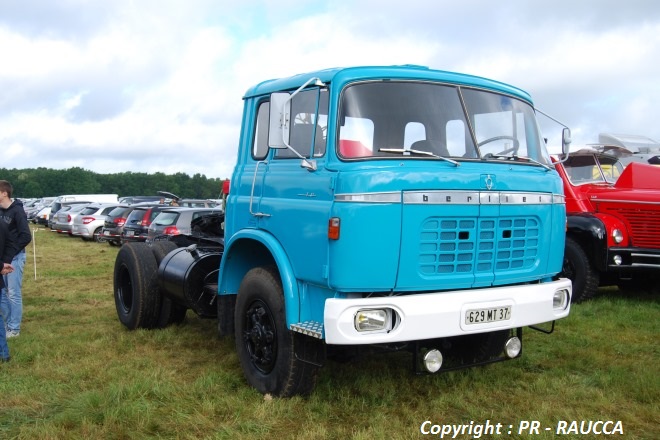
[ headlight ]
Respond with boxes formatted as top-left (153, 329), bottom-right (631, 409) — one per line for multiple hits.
top-left (354, 309), bottom-right (392, 332)
top-left (612, 229), bottom-right (624, 244)
top-left (553, 289), bottom-right (570, 310)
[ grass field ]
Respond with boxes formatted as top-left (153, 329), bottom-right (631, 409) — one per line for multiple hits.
top-left (0, 226), bottom-right (658, 439)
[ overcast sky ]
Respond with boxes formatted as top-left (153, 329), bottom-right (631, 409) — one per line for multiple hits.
top-left (1, 0), bottom-right (659, 179)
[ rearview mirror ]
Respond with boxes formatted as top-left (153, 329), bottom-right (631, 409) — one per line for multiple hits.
top-left (268, 92), bottom-right (291, 149)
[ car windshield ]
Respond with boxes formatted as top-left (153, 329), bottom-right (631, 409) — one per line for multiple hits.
top-left (337, 81), bottom-right (550, 166)
top-left (563, 154), bottom-right (625, 184)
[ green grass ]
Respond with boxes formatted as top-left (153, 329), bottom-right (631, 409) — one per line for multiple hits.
top-left (1, 226), bottom-right (658, 439)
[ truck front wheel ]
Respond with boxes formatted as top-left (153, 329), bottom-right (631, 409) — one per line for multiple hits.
top-left (235, 266), bottom-right (320, 397)
top-left (562, 237), bottom-right (599, 303)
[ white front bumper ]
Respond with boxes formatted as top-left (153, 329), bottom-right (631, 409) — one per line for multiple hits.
top-left (324, 278), bottom-right (571, 344)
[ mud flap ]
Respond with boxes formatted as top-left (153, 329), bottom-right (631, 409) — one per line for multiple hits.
top-left (293, 331), bottom-right (327, 368)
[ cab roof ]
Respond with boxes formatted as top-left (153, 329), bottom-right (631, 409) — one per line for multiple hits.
top-left (243, 65), bottom-right (533, 104)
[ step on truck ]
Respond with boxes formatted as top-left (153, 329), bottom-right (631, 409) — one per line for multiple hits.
top-left (113, 65), bottom-right (573, 397)
top-left (554, 146), bottom-right (660, 302)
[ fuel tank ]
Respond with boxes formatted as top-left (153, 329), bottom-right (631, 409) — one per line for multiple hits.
top-left (158, 244), bottom-right (223, 317)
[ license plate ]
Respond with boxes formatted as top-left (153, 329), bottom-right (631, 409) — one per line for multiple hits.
top-left (465, 306), bottom-right (511, 325)
top-left (104, 231), bottom-right (110, 236)
top-left (126, 230), bottom-right (134, 236)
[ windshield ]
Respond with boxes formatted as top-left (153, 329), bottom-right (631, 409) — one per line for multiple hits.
top-left (563, 154), bottom-right (625, 184)
top-left (337, 81), bottom-right (551, 166)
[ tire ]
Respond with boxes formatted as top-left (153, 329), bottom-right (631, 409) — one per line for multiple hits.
top-left (151, 241), bottom-right (188, 327)
top-left (561, 237), bottom-right (599, 303)
top-left (92, 226), bottom-right (103, 243)
top-left (235, 266), bottom-right (321, 397)
top-left (113, 242), bottom-right (162, 329)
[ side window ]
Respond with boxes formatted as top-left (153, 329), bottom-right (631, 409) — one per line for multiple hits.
top-left (276, 89), bottom-right (329, 159)
top-left (252, 101), bottom-right (270, 160)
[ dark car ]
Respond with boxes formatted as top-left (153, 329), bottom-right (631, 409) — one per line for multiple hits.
top-left (121, 204), bottom-right (171, 244)
top-left (147, 207), bottom-right (224, 242)
top-left (101, 205), bottom-right (136, 246)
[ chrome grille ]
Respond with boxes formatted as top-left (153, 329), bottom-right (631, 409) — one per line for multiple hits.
top-left (419, 217), bottom-right (539, 275)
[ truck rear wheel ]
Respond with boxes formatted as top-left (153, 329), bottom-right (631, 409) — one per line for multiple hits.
top-left (235, 266), bottom-right (320, 397)
top-left (151, 241), bottom-right (188, 327)
top-left (562, 237), bottom-right (599, 303)
top-left (113, 242), bottom-right (161, 329)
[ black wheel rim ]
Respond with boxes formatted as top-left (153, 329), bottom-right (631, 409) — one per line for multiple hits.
top-left (242, 299), bottom-right (277, 374)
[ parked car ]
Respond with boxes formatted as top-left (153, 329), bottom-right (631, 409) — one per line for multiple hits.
top-left (27, 197), bottom-right (55, 223)
top-left (34, 205), bottom-right (53, 225)
top-left (49, 200), bottom-right (91, 229)
top-left (101, 205), bottom-right (137, 246)
top-left (52, 203), bottom-right (92, 234)
top-left (121, 204), bottom-right (171, 244)
top-left (147, 207), bottom-right (225, 242)
top-left (156, 191), bottom-right (219, 208)
top-left (71, 203), bottom-right (125, 242)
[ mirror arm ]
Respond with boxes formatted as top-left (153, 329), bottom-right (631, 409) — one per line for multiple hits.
top-left (536, 108), bottom-right (572, 164)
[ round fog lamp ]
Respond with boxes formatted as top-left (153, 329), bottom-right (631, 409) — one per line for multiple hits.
top-left (613, 255), bottom-right (622, 265)
top-left (504, 337), bottom-right (522, 359)
top-left (423, 349), bottom-right (443, 373)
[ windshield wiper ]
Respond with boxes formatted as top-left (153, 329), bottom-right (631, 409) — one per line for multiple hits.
top-left (483, 153), bottom-right (551, 171)
top-left (378, 148), bottom-right (459, 166)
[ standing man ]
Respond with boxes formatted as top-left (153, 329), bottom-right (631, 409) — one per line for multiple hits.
top-left (0, 180), bottom-right (32, 338)
top-left (1, 217), bottom-right (17, 361)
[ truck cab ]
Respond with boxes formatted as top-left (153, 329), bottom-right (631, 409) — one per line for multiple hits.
top-left (219, 66), bottom-right (571, 394)
top-left (555, 146), bottom-right (660, 301)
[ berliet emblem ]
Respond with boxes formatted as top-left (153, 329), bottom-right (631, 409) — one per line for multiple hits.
top-left (485, 174), bottom-right (494, 190)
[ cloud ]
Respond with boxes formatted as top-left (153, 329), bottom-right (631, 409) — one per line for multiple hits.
top-left (1, 0), bottom-right (659, 179)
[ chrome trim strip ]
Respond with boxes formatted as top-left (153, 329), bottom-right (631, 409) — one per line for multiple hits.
top-left (404, 191), bottom-right (480, 204)
top-left (335, 192), bottom-right (401, 203)
top-left (335, 190), bottom-right (561, 205)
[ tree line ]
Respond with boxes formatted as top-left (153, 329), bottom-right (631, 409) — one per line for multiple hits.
top-left (1, 167), bottom-right (228, 200)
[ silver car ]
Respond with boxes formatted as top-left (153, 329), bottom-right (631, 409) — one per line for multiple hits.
top-left (53, 203), bottom-right (92, 235)
top-left (72, 203), bottom-right (125, 242)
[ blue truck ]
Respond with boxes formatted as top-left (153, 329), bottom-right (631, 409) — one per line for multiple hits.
top-left (113, 65), bottom-right (573, 397)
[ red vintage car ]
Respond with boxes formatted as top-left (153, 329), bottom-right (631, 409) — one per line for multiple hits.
top-left (554, 147), bottom-right (660, 301)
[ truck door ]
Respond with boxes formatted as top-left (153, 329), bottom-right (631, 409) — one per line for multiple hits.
top-left (257, 89), bottom-right (334, 287)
